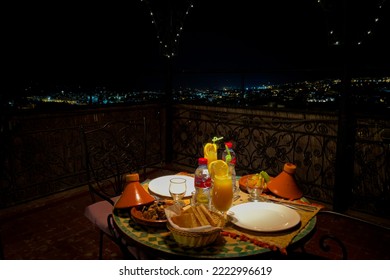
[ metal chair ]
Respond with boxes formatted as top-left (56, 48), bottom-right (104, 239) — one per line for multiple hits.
top-left (81, 119), bottom-right (146, 259)
top-left (292, 210), bottom-right (390, 259)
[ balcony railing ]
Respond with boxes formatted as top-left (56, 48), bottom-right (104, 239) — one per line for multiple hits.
top-left (1, 103), bottom-right (389, 220)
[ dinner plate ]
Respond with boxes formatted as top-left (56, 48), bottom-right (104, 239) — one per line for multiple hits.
top-left (148, 175), bottom-right (195, 198)
top-left (229, 202), bottom-right (301, 232)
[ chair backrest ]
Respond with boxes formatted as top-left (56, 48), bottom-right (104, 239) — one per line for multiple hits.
top-left (81, 119), bottom-right (146, 204)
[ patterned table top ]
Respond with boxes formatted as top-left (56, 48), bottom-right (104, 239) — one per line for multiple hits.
top-left (113, 188), bottom-right (318, 259)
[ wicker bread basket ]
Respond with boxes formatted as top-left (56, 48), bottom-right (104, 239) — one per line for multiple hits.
top-left (167, 211), bottom-right (224, 248)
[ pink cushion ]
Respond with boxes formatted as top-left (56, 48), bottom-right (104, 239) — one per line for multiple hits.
top-left (84, 196), bottom-right (150, 259)
top-left (84, 196), bottom-right (120, 235)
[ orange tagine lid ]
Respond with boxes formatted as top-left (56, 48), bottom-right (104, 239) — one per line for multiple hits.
top-left (114, 173), bottom-right (155, 209)
top-left (266, 163), bottom-right (303, 200)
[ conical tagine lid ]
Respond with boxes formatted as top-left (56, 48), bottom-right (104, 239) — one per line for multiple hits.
top-left (115, 173), bottom-right (155, 209)
top-left (267, 163), bottom-right (303, 200)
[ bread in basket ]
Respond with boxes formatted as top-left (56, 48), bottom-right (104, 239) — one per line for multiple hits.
top-left (165, 204), bottom-right (225, 248)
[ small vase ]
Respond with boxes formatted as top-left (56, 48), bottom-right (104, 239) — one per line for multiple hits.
top-left (115, 173), bottom-right (155, 209)
top-left (267, 163), bottom-right (303, 200)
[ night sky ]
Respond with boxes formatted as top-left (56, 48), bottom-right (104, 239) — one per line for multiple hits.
top-left (4, 0), bottom-right (390, 90)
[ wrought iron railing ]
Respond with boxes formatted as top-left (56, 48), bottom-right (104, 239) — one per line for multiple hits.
top-left (170, 105), bottom-right (390, 217)
top-left (353, 118), bottom-right (390, 216)
top-left (0, 105), bottom-right (165, 208)
top-left (1, 104), bottom-right (389, 219)
top-left (170, 105), bottom-right (338, 205)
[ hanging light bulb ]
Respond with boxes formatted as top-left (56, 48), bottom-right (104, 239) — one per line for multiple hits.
top-left (142, 0), bottom-right (194, 59)
top-left (317, 0), bottom-right (388, 48)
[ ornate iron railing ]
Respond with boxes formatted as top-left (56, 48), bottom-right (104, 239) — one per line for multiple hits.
top-left (0, 105), bottom-right (165, 208)
top-left (170, 105), bottom-right (390, 217)
top-left (170, 105), bottom-right (338, 205)
top-left (353, 118), bottom-right (390, 216)
top-left (1, 104), bottom-right (389, 219)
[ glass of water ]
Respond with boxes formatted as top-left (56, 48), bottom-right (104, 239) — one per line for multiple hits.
top-left (169, 178), bottom-right (187, 204)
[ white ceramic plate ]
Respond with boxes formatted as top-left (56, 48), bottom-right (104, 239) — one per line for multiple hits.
top-left (229, 202), bottom-right (301, 232)
top-left (148, 175), bottom-right (195, 198)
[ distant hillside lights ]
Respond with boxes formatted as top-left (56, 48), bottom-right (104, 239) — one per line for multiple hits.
top-left (351, 77), bottom-right (390, 84)
top-left (10, 76), bottom-right (389, 110)
top-left (27, 96), bottom-right (78, 105)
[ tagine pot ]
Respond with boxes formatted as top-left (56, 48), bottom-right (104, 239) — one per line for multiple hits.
top-left (114, 173), bottom-right (155, 209)
top-left (267, 163), bottom-right (303, 200)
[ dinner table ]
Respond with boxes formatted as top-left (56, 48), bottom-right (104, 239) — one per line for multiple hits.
top-left (112, 172), bottom-right (323, 259)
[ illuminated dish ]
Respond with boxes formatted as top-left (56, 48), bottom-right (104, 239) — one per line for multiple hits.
top-left (229, 202), bottom-right (301, 232)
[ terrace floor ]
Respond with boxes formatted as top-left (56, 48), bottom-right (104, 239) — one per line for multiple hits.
top-left (1, 168), bottom-right (389, 260)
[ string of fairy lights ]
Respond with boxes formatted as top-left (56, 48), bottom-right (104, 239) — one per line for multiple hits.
top-left (140, 0), bottom-right (194, 59)
top-left (139, 0), bottom-right (387, 58)
top-left (316, 0), bottom-right (388, 46)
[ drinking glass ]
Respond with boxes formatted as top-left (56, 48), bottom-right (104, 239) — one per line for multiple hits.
top-left (246, 175), bottom-right (265, 202)
top-left (211, 174), bottom-right (233, 218)
top-left (169, 178), bottom-right (187, 205)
